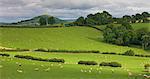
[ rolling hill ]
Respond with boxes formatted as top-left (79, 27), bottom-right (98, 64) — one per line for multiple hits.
top-left (0, 23), bottom-right (150, 54)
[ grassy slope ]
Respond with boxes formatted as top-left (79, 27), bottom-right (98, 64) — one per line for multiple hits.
top-left (0, 52), bottom-right (149, 79)
top-left (0, 24), bottom-right (150, 54)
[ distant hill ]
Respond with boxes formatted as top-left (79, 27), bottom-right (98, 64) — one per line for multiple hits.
top-left (16, 15), bottom-right (66, 26)
top-left (0, 15), bottom-right (68, 26)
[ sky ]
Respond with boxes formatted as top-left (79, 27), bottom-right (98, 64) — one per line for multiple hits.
top-left (0, 0), bottom-right (150, 23)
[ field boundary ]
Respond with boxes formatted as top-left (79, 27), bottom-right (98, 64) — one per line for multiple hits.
top-left (0, 48), bottom-right (150, 58)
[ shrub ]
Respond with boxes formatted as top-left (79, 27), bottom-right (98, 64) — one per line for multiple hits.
top-left (0, 53), bottom-right (10, 57)
top-left (102, 52), bottom-right (117, 55)
top-left (34, 48), bottom-right (48, 52)
top-left (34, 49), bottom-right (100, 53)
top-left (78, 61), bottom-right (98, 65)
top-left (99, 62), bottom-right (122, 67)
top-left (124, 50), bottom-right (135, 56)
top-left (99, 62), bottom-right (110, 66)
top-left (14, 55), bottom-right (65, 63)
top-left (48, 58), bottom-right (65, 63)
top-left (144, 64), bottom-right (150, 69)
top-left (109, 62), bottom-right (122, 67)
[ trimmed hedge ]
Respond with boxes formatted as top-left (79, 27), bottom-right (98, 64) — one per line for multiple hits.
top-left (0, 48), bottom-right (29, 52)
top-left (78, 61), bottom-right (98, 65)
top-left (14, 55), bottom-right (65, 63)
top-left (34, 48), bottom-right (99, 53)
top-left (100, 62), bottom-right (122, 67)
top-left (0, 53), bottom-right (10, 57)
top-left (102, 52), bottom-right (117, 55)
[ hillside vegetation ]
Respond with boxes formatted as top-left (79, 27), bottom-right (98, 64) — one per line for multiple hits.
top-left (0, 23), bottom-right (150, 54)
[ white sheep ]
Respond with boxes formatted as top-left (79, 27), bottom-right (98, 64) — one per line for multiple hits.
top-left (17, 70), bottom-right (23, 73)
top-left (45, 68), bottom-right (50, 72)
top-left (0, 65), bottom-right (3, 68)
top-left (34, 68), bottom-right (39, 71)
top-left (143, 74), bottom-right (150, 79)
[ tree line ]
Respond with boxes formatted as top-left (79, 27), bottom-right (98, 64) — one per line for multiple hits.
top-left (73, 11), bottom-right (150, 26)
top-left (103, 23), bottom-right (150, 50)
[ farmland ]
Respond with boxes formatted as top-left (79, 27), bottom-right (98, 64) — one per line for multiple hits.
top-left (0, 52), bottom-right (149, 79)
top-left (0, 23), bottom-right (150, 79)
top-left (0, 23), bottom-right (150, 54)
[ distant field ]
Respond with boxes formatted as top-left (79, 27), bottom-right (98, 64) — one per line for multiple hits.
top-left (0, 23), bottom-right (150, 54)
top-left (131, 23), bottom-right (150, 31)
top-left (0, 52), bottom-right (149, 79)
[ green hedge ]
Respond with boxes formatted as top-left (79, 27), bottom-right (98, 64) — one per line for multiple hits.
top-left (0, 48), bottom-right (29, 52)
top-left (0, 53), bottom-right (10, 57)
top-left (78, 61), bottom-right (98, 65)
top-left (34, 48), bottom-right (99, 53)
top-left (100, 62), bottom-right (122, 67)
top-left (14, 55), bottom-right (65, 63)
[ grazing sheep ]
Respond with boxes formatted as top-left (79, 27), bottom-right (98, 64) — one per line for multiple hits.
top-left (34, 68), bottom-right (39, 71)
top-left (0, 65), bottom-right (3, 68)
top-left (16, 62), bottom-right (19, 65)
top-left (32, 63), bottom-right (35, 65)
top-left (17, 70), bottom-right (23, 73)
top-left (80, 69), bottom-right (83, 72)
top-left (19, 63), bottom-right (22, 67)
top-left (111, 69), bottom-right (114, 73)
top-left (143, 74), bottom-right (150, 79)
top-left (45, 68), bottom-right (50, 72)
top-left (88, 70), bottom-right (91, 73)
top-left (90, 68), bottom-right (93, 70)
top-left (128, 72), bottom-right (132, 76)
top-left (60, 66), bottom-right (63, 68)
top-left (41, 65), bottom-right (44, 67)
top-left (51, 64), bottom-right (53, 67)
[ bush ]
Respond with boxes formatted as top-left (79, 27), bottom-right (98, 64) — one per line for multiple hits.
top-left (0, 48), bottom-right (29, 52)
top-left (14, 55), bottom-right (65, 63)
top-left (124, 50), bottom-right (135, 56)
top-left (99, 62), bottom-right (122, 67)
top-left (34, 48), bottom-right (48, 52)
top-left (0, 53), bottom-right (10, 57)
top-left (144, 64), bottom-right (150, 69)
top-left (102, 52), bottom-right (117, 55)
top-left (34, 48), bottom-right (100, 53)
top-left (78, 61), bottom-right (98, 65)
top-left (99, 62), bottom-right (110, 66)
top-left (109, 62), bottom-right (122, 67)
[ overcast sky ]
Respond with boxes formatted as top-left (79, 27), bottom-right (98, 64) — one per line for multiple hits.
top-left (0, 0), bottom-right (150, 22)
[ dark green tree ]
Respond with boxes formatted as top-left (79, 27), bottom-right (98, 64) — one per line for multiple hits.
top-left (39, 17), bottom-right (47, 25)
top-left (74, 16), bottom-right (85, 26)
top-left (48, 17), bottom-right (55, 25)
top-left (142, 35), bottom-right (150, 49)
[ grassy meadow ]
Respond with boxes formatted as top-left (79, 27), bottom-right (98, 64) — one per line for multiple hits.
top-left (0, 52), bottom-right (149, 79)
top-left (0, 23), bottom-right (150, 54)
top-left (0, 23), bottom-right (150, 79)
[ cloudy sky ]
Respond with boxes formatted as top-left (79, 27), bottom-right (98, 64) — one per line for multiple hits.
top-left (0, 0), bottom-right (150, 22)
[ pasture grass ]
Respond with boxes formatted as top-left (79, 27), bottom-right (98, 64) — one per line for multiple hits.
top-left (0, 24), bottom-right (150, 54)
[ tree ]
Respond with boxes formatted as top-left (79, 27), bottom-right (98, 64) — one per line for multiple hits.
top-left (39, 17), bottom-right (46, 25)
top-left (103, 23), bottom-right (134, 46)
top-left (142, 35), bottom-right (150, 49)
top-left (48, 17), bottom-right (55, 25)
top-left (122, 15), bottom-right (132, 23)
top-left (74, 16), bottom-right (85, 26)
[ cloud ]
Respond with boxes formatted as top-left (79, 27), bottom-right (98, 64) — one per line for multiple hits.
top-left (0, 0), bottom-right (150, 22)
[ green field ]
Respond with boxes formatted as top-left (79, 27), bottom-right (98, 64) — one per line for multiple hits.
top-left (0, 23), bottom-right (150, 54)
top-left (0, 23), bottom-right (150, 79)
top-left (0, 52), bottom-right (149, 79)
